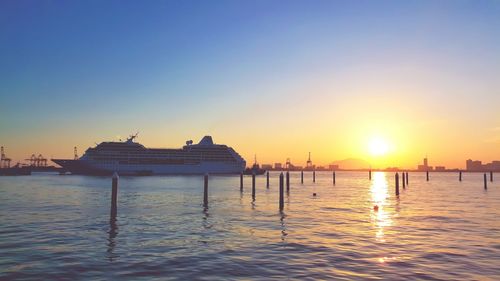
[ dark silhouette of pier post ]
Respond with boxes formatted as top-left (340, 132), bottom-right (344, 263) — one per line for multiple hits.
top-left (204, 174), bottom-right (209, 207)
top-left (240, 172), bottom-right (243, 191)
top-left (301, 170), bottom-right (304, 184)
top-left (426, 170), bottom-right (429, 181)
top-left (406, 172), bottom-right (409, 185)
top-left (252, 173), bottom-right (256, 200)
top-left (110, 172), bottom-right (118, 218)
top-left (459, 171), bottom-right (462, 182)
top-left (484, 173), bottom-right (487, 190)
top-left (402, 172), bottom-right (406, 188)
top-left (279, 172), bottom-right (284, 211)
top-left (313, 170), bottom-right (316, 183)
top-left (266, 171), bottom-right (269, 188)
top-left (286, 171), bottom-right (290, 191)
top-left (490, 171), bottom-right (493, 182)
top-left (369, 170), bottom-right (371, 180)
top-left (395, 173), bottom-right (400, 196)
top-left (333, 171), bottom-right (336, 186)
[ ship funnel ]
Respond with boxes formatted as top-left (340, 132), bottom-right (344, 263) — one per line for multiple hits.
top-left (198, 136), bottom-right (214, 145)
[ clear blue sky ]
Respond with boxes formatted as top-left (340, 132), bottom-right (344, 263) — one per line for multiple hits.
top-left (1, 0), bottom-right (499, 167)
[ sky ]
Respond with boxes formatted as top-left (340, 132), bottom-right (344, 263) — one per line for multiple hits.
top-left (1, 0), bottom-right (499, 169)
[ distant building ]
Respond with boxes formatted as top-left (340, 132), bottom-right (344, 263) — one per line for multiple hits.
top-left (274, 163), bottom-right (282, 170)
top-left (486, 161), bottom-right (500, 171)
top-left (467, 159), bottom-right (500, 171)
top-left (329, 164), bottom-right (339, 170)
top-left (261, 164), bottom-right (272, 170)
top-left (435, 166), bottom-right (446, 171)
top-left (417, 157), bottom-right (433, 171)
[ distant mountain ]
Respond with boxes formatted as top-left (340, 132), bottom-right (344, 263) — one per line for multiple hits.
top-left (330, 158), bottom-right (370, 170)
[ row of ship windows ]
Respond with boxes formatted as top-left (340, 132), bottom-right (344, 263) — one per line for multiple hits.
top-left (94, 159), bottom-right (237, 164)
top-left (88, 154), bottom-right (235, 160)
top-left (88, 151), bottom-right (233, 156)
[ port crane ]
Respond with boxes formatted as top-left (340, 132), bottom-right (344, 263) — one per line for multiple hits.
top-left (25, 154), bottom-right (47, 167)
top-left (306, 152), bottom-right (313, 169)
top-left (1, 146), bottom-right (12, 168)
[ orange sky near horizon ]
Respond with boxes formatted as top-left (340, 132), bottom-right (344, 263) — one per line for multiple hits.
top-left (2, 97), bottom-right (499, 170)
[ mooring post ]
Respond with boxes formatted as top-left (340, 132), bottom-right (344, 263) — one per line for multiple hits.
top-left (426, 170), bottom-right (429, 181)
top-left (369, 170), bottom-right (372, 180)
top-left (240, 172), bottom-right (243, 191)
top-left (301, 170), bottom-right (304, 184)
top-left (333, 171), bottom-right (336, 186)
top-left (402, 172), bottom-right (406, 188)
top-left (484, 173), bottom-right (487, 190)
top-left (266, 171), bottom-right (270, 188)
top-left (286, 171), bottom-right (290, 191)
top-left (395, 173), bottom-right (400, 196)
top-left (406, 172), bottom-right (409, 185)
top-left (279, 172), bottom-right (284, 211)
top-left (459, 171), bottom-right (462, 182)
top-left (204, 174), bottom-right (209, 207)
top-left (111, 172), bottom-right (119, 218)
top-left (313, 170), bottom-right (316, 183)
top-left (252, 173), bottom-right (256, 200)
top-left (491, 171), bottom-right (493, 182)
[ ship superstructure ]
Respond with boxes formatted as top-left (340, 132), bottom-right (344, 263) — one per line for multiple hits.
top-left (52, 135), bottom-right (246, 175)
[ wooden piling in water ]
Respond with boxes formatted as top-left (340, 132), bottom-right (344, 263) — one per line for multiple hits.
top-left (369, 170), bottom-right (372, 180)
top-left (204, 174), bottom-right (209, 207)
top-left (313, 170), bottom-right (316, 183)
top-left (490, 171), bottom-right (493, 182)
top-left (266, 171), bottom-right (269, 188)
top-left (459, 171), bottom-right (462, 182)
top-left (240, 172), bottom-right (243, 191)
top-left (426, 170), bottom-right (429, 181)
top-left (286, 171), bottom-right (290, 191)
top-left (301, 170), bottom-right (304, 184)
top-left (279, 172), bottom-right (284, 211)
top-left (111, 172), bottom-right (118, 218)
top-left (406, 172), bottom-right (409, 185)
top-left (333, 171), bottom-right (336, 186)
top-left (252, 173), bottom-right (256, 199)
top-left (484, 173), bottom-right (487, 190)
top-left (402, 172), bottom-right (406, 188)
top-left (395, 173), bottom-right (400, 196)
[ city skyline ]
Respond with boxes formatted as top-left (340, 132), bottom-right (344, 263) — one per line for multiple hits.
top-left (1, 1), bottom-right (500, 169)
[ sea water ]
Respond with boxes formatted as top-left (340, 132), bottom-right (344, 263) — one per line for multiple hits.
top-left (1, 171), bottom-right (499, 280)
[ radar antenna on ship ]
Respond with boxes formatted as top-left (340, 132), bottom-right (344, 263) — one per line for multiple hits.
top-left (126, 132), bottom-right (139, 143)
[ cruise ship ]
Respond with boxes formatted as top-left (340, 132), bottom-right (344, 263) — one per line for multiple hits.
top-left (52, 135), bottom-right (246, 175)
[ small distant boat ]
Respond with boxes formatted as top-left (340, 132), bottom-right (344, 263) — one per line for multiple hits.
top-left (243, 155), bottom-right (266, 175)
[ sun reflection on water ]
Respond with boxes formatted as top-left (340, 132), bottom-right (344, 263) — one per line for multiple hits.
top-left (370, 172), bottom-right (392, 243)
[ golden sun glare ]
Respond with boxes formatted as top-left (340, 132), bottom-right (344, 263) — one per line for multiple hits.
top-left (368, 137), bottom-right (389, 156)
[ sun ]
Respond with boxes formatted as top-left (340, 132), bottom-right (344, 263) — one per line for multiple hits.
top-left (368, 137), bottom-right (389, 156)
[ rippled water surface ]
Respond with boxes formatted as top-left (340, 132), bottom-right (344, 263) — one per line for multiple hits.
top-left (1, 171), bottom-right (500, 280)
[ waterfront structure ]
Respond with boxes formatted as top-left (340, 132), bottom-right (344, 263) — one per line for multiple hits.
top-left (52, 135), bottom-right (246, 175)
top-left (417, 157), bottom-right (433, 171)
top-left (466, 159), bottom-right (500, 172)
top-left (435, 166), bottom-right (446, 171)
top-left (329, 164), bottom-right (339, 170)
top-left (261, 164), bottom-right (272, 170)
